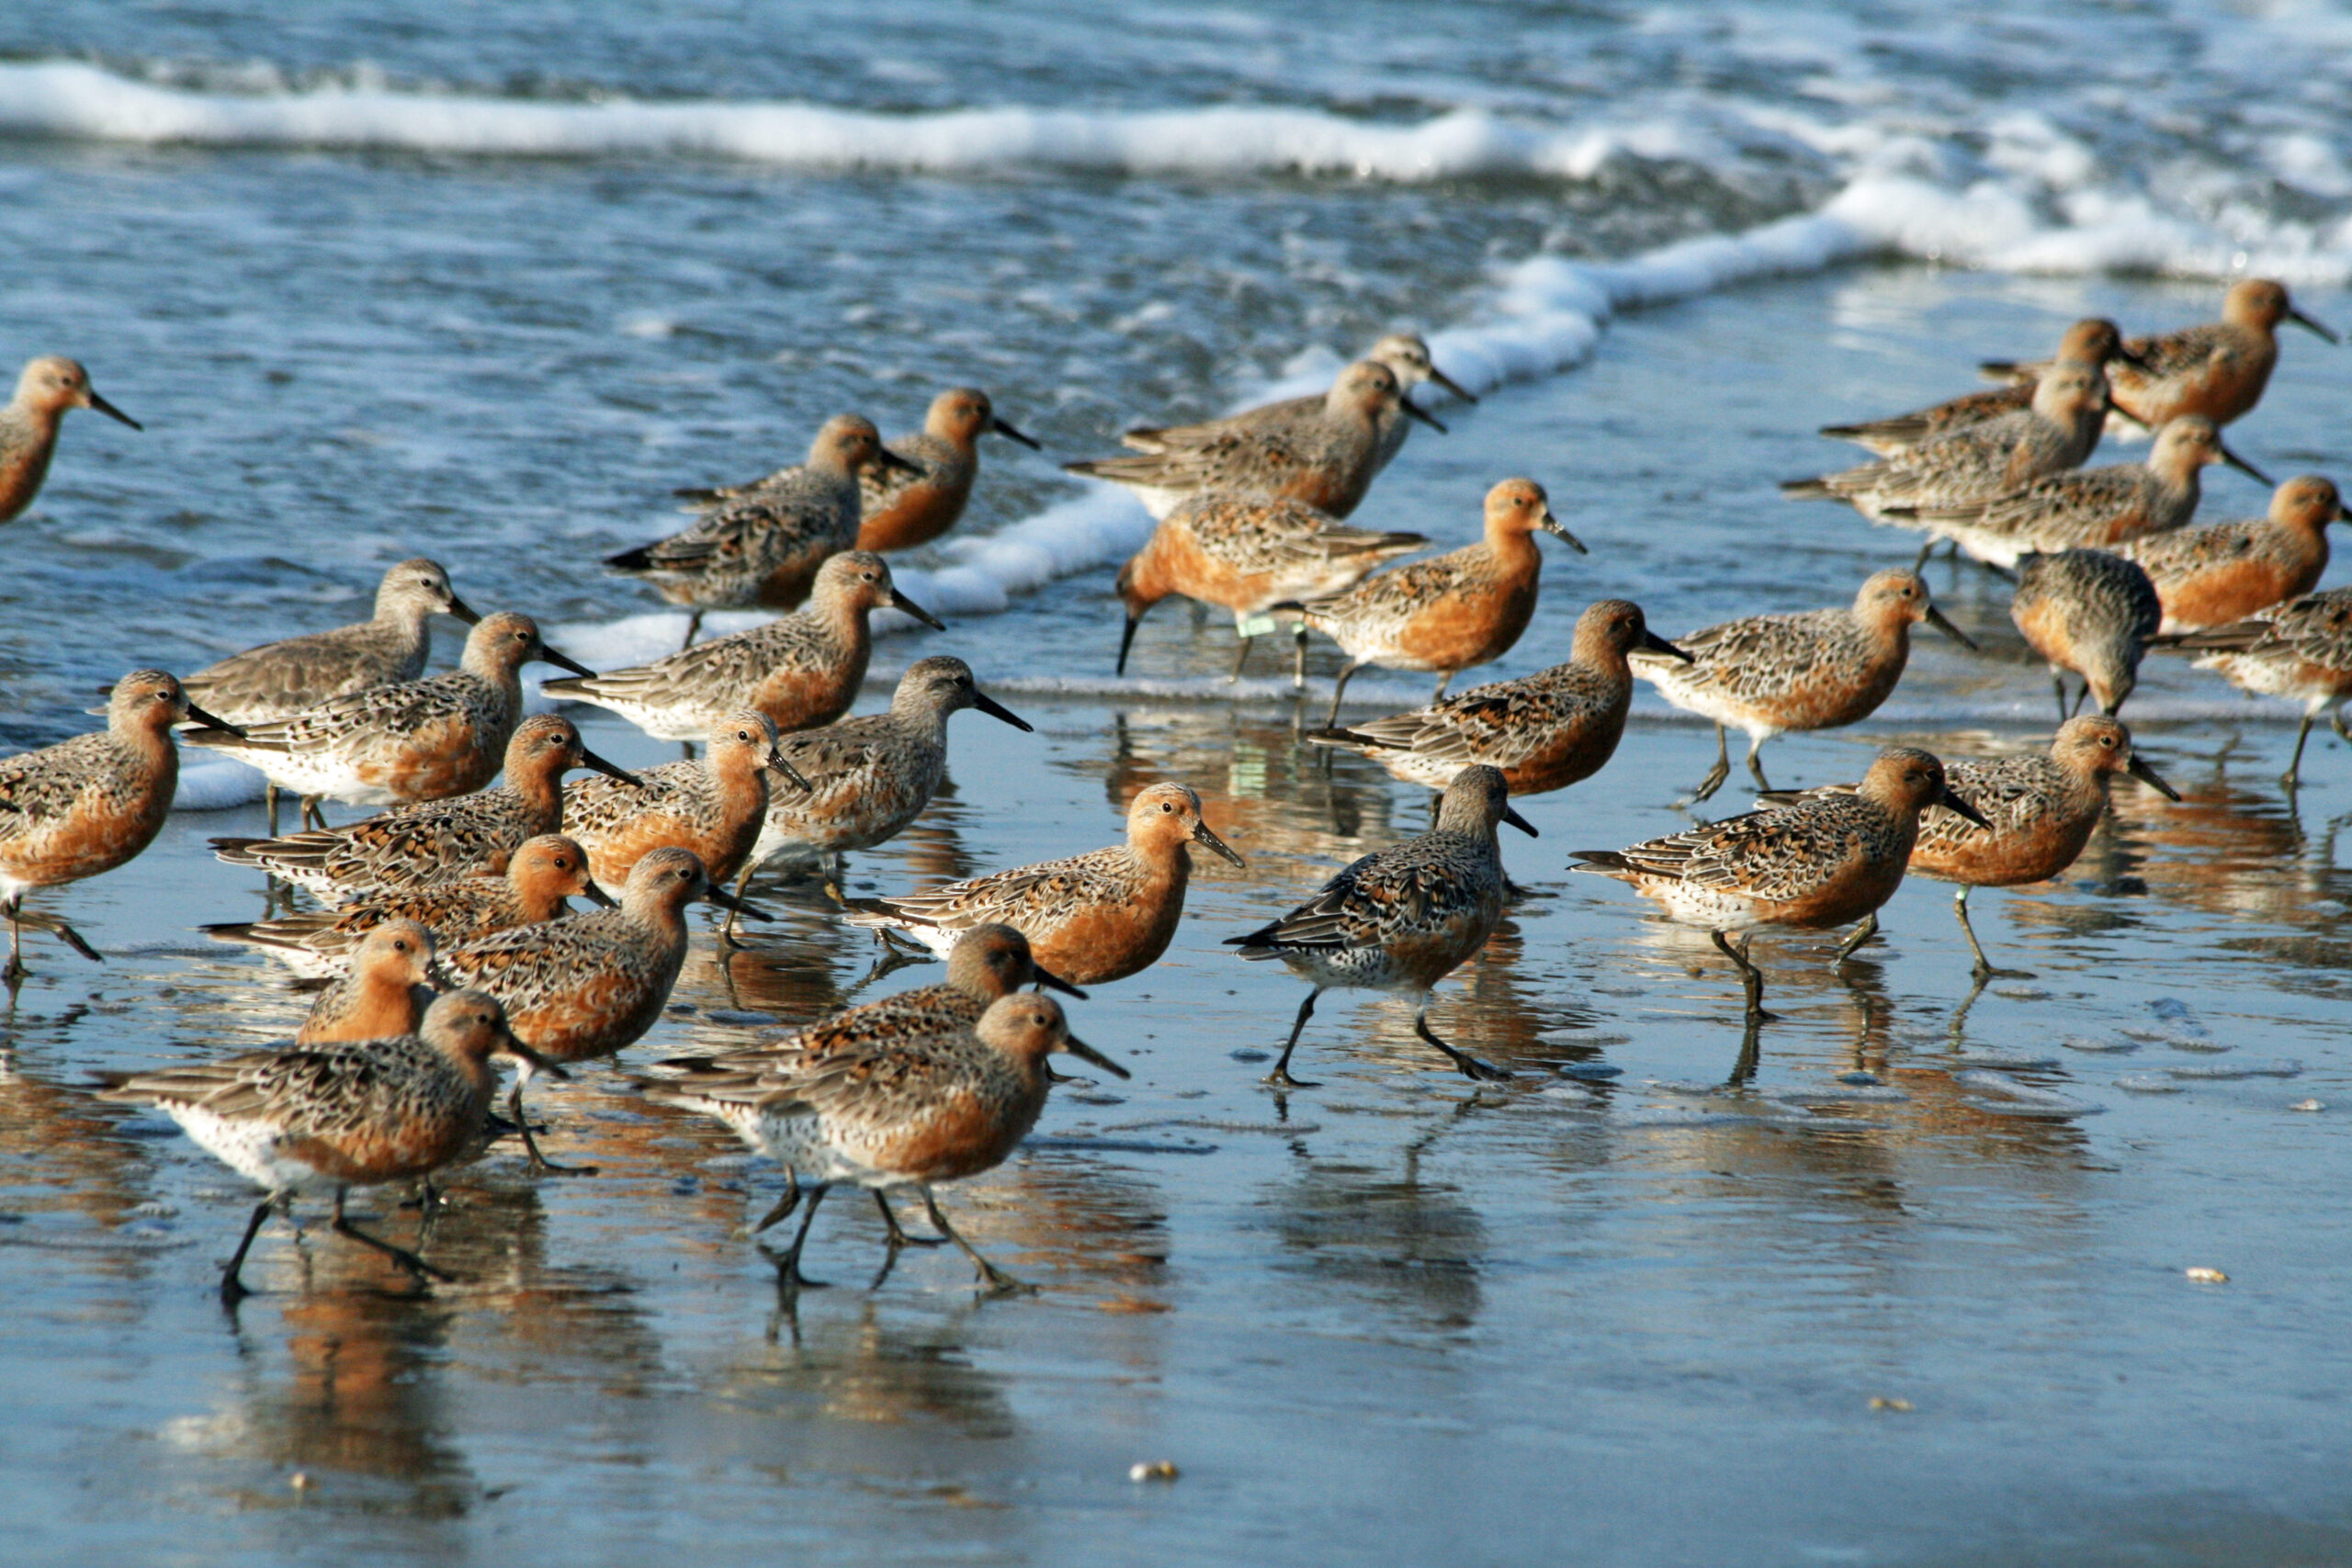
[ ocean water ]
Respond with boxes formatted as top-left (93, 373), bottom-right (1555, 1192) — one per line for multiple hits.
top-left (3, 3), bottom-right (2351, 1562)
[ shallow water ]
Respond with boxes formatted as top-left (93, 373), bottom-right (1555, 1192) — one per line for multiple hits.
top-left (8, 0), bottom-right (2352, 1561)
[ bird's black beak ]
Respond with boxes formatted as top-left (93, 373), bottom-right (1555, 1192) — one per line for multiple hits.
top-left (183, 703), bottom-right (247, 739)
top-left (1058, 1033), bottom-right (1130, 1080)
top-left (2128, 751), bottom-right (2182, 801)
top-left (582, 882), bottom-right (621, 909)
top-left (705, 883), bottom-right (775, 920)
top-left (581, 749), bottom-right (640, 786)
top-left (499, 1030), bottom-right (571, 1079)
top-left (1401, 400), bottom-right (1448, 434)
top-left (974, 690), bottom-right (1033, 732)
top-left (1925, 605), bottom-right (1979, 652)
top-left (1428, 366), bottom-right (1477, 404)
top-left (990, 416), bottom-right (1043, 450)
top-left (1939, 788), bottom-right (1992, 829)
top-left (876, 445), bottom-right (923, 475)
top-left (2289, 307), bottom-right (2340, 344)
top-left (443, 592), bottom-right (483, 626)
top-left (2217, 440), bottom-right (2273, 486)
top-left (764, 749), bottom-right (813, 792)
top-left (887, 589), bottom-right (947, 631)
top-left (1192, 817), bottom-right (1248, 868)
top-left (1538, 513), bottom-right (1589, 555)
top-left (1034, 964), bottom-right (1090, 1000)
top-left (1503, 806), bottom-right (1538, 837)
top-left (1644, 630), bottom-right (1695, 662)
top-left (539, 645), bottom-right (598, 679)
top-left (86, 389), bottom-right (142, 431)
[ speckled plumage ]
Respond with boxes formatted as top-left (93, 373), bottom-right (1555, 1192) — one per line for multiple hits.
top-left (844, 783), bottom-right (1245, 984)
top-left (1118, 334), bottom-right (1474, 475)
top-left (1306, 599), bottom-right (1677, 795)
top-left (562, 710), bottom-right (784, 895)
top-left (209, 714), bottom-right (632, 904)
top-left (854, 388), bottom-right (1038, 553)
top-left (298, 919), bottom-right (437, 1044)
top-left (1070, 360), bottom-right (1438, 521)
top-left (0, 355), bottom-right (141, 525)
top-left (2119, 476), bottom-right (2348, 635)
top-left (2171, 586), bottom-right (2352, 785)
top-left (1819, 319), bottom-right (2133, 457)
top-left (542, 552), bottom-right (940, 741)
top-left (180, 559), bottom-right (478, 725)
top-left (183, 612), bottom-right (596, 809)
top-left (611, 414), bottom-right (905, 617)
top-left (2010, 549), bottom-right (2162, 718)
top-left (1227, 764), bottom-right (1526, 1084)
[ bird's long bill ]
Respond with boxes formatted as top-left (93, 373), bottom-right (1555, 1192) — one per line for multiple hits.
top-left (1116, 608), bottom-right (1146, 675)
top-left (1502, 805), bottom-right (1539, 837)
top-left (1401, 400), bottom-right (1449, 434)
top-left (1925, 604), bottom-right (1979, 652)
top-left (990, 415), bottom-right (1044, 450)
top-left (443, 592), bottom-right (484, 626)
top-left (705, 882), bottom-right (775, 921)
top-left (85, 389), bottom-right (143, 431)
top-left (2216, 440), bottom-right (2273, 485)
top-left (499, 1031), bottom-right (571, 1080)
top-left (2289, 307), bottom-right (2341, 344)
top-left (182, 703), bottom-right (248, 739)
top-left (2128, 751), bottom-right (2183, 801)
top-left (876, 445), bottom-right (924, 475)
top-left (763, 748), bottom-right (813, 791)
top-left (1643, 630), bottom-right (1696, 663)
top-left (974, 690), bottom-right (1034, 732)
top-left (1057, 1033), bottom-right (1131, 1080)
top-left (538, 645), bottom-right (598, 678)
top-left (887, 588), bottom-right (947, 631)
top-left (1192, 817), bottom-right (1248, 868)
top-left (581, 748), bottom-right (641, 786)
top-left (582, 882), bottom-right (621, 908)
top-left (1539, 513), bottom-right (1589, 555)
top-left (1033, 964), bottom-right (1090, 1000)
top-left (1938, 787), bottom-right (1993, 829)
top-left (1428, 366), bottom-right (1478, 404)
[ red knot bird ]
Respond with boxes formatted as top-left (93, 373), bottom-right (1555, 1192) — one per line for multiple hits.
top-left (1984, 279), bottom-right (2337, 433)
top-left (2009, 549), bottom-right (2163, 718)
top-left (733, 657), bottom-right (1033, 917)
top-left (1783, 363), bottom-right (2109, 525)
top-left (615, 413), bottom-right (919, 649)
top-left (435, 846), bottom-right (767, 1171)
top-left (180, 558), bottom-right (481, 832)
top-left (1068, 359), bottom-right (1442, 522)
top-left (204, 833), bottom-right (607, 978)
top-left (1306, 599), bottom-right (1686, 795)
top-left (1573, 747), bottom-right (1988, 1019)
top-left (0, 355), bottom-right (141, 524)
top-left (297, 919), bottom-right (437, 1044)
top-left (1226, 763), bottom-right (1532, 1087)
top-left (185, 611), bottom-right (597, 828)
top-left (560, 709), bottom-right (796, 899)
top-left (2167, 587), bottom-right (2352, 786)
top-left (2119, 475), bottom-right (2348, 634)
top-left (1633, 569), bottom-right (1973, 802)
top-left (1116, 333), bottom-right (1476, 474)
top-left (542, 550), bottom-right (942, 742)
top-left (96, 988), bottom-right (557, 1301)
top-left (1819, 319), bottom-right (2143, 457)
top-left (843, 782), bottom-right (1245, 985)
top-left (0, 670), bottom-right (243, 982)
top-left (1114, 492), bottom-right (1425, 681)
top-left (1891, 415), bottom-right (2266, 570)
top-left (646, 991), bottom-right (1123, 1292)
top-left (209, 713), bottom-right (635, 903)
top-left (852, 388), bottom-right (1040, 553)
top-left (1283, 478), bottom-right (1587, 726)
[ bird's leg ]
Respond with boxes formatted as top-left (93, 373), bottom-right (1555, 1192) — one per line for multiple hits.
top-left (1413, 1000), bottom-right (1510, 1081)
top-left (4, 895), bottom-right (23, 987)
top-left (1745, 737), bottom-right (1774, 794)
top-left (719, 855), bottom-right (763, 947)
top-left (743, 1169), bottom-right (803, 1237)
top-left (2051, 671), bottom-right (2071, 723)
top-left (15, 908), bottom-right (101, 964)
top-left (1912, 538), bottom-right (1936, 573)
top-left (507, 1080), bottom-right (595, 1177)
top-left (822, 852), bottom-right (850, 908)
top-left (1831, 910), bottom-right (1880, 964)
top-left (1265, 987), bottom-right (1323, 1089)
top-left (2285, 714), bottom-right (2315, 789)
top-left (1712, 929), bottom-right (1772, 1021)
top-left (219, 1195), bottom-right (279, 1303)
top-left (1229, 635), bottom-right (1255, 683)
top-left (680, 611), bottom-right (704, 653)
top-left (1431, 671), bottom-right (1453, 702)
top-left (761, 1183), bottom-right (831, 1291)
top-left (2333, 708), bottom-right (2352, 745)
top-left (1692, 726), bottom-right (1732, 803)
top-left (331, 1187), bottom-right (451, 1284)
top-left (264, 782), bottom-right (281, 839)
top-left (300, 795), bottom-right (327, 831)
top-left (1293, 626), bottom-right (1309, 690)
top-left (874, 1189), bottom-right (944, 1247)
top-left (922, 1188), bottom-right (1030, 1295)
top-left (1323, 660), bottom-right (1363, 729)
top-left (1952, 885), bottom-right (2033, 979)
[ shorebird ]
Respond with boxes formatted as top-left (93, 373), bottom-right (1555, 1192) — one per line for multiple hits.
top-left (1227, 763), bottom-right (1531, 1087)
top-left (1890, 415), bottom-right (2265, 570)
top-left (851, 388), bottom-right (1039, 553)
top-left (1572, 747), bottom-right (1988, 1018)
top-left (1069, 359), bottom-right (1442, 522)
top-left (435, 847), bottom-right (767, 1170)
top-left (0, 355), bottom-right (141, 524)
top-left (2118, 475), bottom-right (2348, 634)
top-left (843, 783), bottom-right (1245, 985)
top-left (1634, 569), bottom-right (1973, 802)
top-left (179, 558), bottom-right (481, 832)
top-left (2009, 549), bottom-right (2162, 719)
top-left (736, 658), bottom-right (1033, 915)
top-left (209, 713), bottom-right (635, 903)
top-left (96, 989), bottom-right (557, 1301)
top-left (0, 670), bottom-right (243, 981)
top-left (184, 612), bottom-right (597, 827)
top-left (613, 413), bottom-right (918, 649)
top-left (646, 991), bottom-right (1123, 1292)
top-left (203, 834), bottom-right (607, 978)
top-left (1113, 493), bottom-right (1425, 680)
top-left (1283, 478), bottom-right (1587, 726)
top-left (1819, 319), bottom-right (2143, 457)
top-left (297, 919), bottom-right (437, 1044)
top-left (1783, 363), bottom-right (2109, 525)
top-left (1306, 599), bottom-right (1687, 795)
top-left (542, 551), bottom-right (942, 741)
top-left (2167, 587), bottom-right (2352, 786)
top-left (1116, 333), bottom-right (1476, 473)
top-left (1984, 278), bottom-right (2338, 432)
top-left (560, 710), bottom-right (793, 897)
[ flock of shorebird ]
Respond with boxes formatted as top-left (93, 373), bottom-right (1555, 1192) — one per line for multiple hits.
top-left (0, 276), bottom-right (2341, 1302)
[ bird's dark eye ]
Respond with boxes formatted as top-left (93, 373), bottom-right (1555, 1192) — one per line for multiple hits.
top-left (1160, 801), bottom-right (1174, 812)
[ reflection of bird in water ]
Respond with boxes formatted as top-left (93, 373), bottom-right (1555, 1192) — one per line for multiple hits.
top-left (1260, 1121), bottom-right (1487, 1337)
